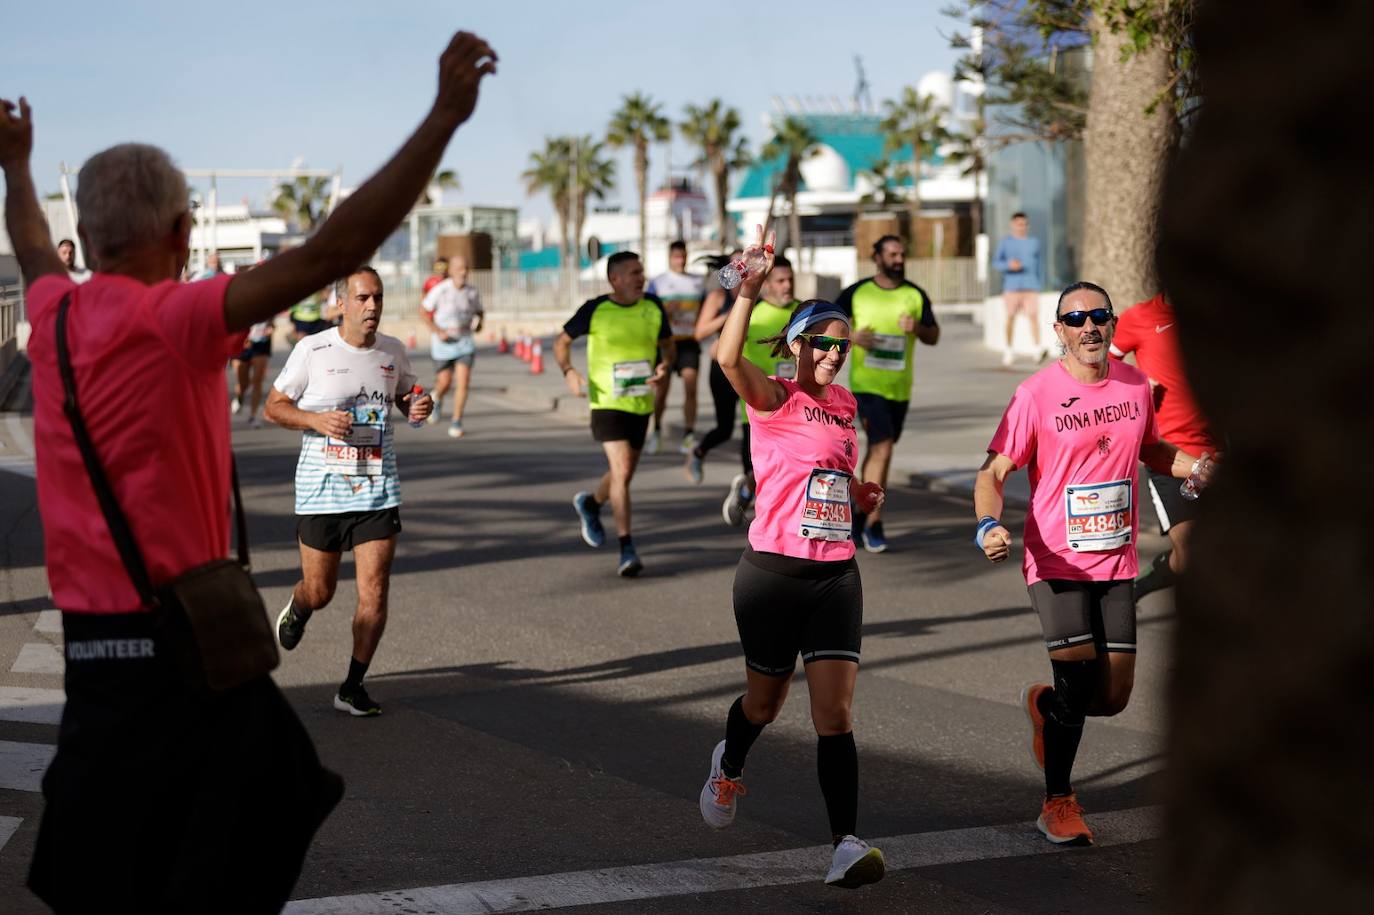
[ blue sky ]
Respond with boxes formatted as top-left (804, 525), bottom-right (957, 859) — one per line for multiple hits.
top-left (2, 0), bottom-right (960, 218)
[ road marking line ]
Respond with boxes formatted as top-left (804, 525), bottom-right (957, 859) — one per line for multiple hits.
top-left (285, 806), bottom-right (1159, 914)
top-left (0, 816), bottom-right (22, 854)
top-left (11, 643), bottom-right (64, 675)
top-left (0, 740), bottom-right (56, 793)
top-left (0, 686), bottom-right (65, 725)
top-left (34, 610), bottom-right (62, 634)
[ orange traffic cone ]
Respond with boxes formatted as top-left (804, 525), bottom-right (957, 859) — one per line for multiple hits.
top-left (406, 328), bottom-right (417, 350)
top-left (530, 340), bottom-right (544, 375)
top-left (521, 335), bottom-right (534, 362)
top-left (515, 335), bottom-right (526, 360)
top-left (498, 331), bottom-right (509, 354)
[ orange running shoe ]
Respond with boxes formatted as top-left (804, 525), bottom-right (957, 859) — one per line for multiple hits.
top-left (1037, 793), bottom-right (1094, 846)
top-left (1020, 683), bottom-right (1049, 771)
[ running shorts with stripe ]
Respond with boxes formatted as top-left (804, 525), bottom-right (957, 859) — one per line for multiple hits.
top-left (1028, 579), bottom-right (1136, 653)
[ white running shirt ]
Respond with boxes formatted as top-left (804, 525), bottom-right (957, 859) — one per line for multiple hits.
top-left (421, 280), bottom-right (484, 338)
top-left (272, 328), bottom-right (417, 515)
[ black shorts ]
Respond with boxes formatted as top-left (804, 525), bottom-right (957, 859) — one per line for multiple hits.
top-left (1146, 468), bottom-right (1197, 534)
top-left (590, 409), bottom-right (651, 450)
top-left (1028, 579), bottom-right (1136, 654)
top-left (733, 547), bottom-right (862, 677)
top-left (293, 318), bottom-right (331, 337)
top-left (672, 339), bottom-right (702, 375)
top-left (854, 392), bottom-right (910, 444)
top-left (235, 338), bottom-right (271, 362)
top-left (297, 507), bottom-right (402, 552)
top-left (30, 611), bottom-right (342, 912)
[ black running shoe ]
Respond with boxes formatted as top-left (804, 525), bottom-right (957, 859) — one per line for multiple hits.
top-left (334, 684), bottom-right (382, 717)
top-left (1134, 550), bottom-right (1176, 600)
top-left (277, 599), bottom-right (307, 651)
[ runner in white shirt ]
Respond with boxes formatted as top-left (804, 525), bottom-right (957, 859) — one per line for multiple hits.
top-left (421, 254), bottom-right (485, 438)
top-left (265, 266), bottom-right (432, 716)
top-left (645, 240), bottom-right (704, 456)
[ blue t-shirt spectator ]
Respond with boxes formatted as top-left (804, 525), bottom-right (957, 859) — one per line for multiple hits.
top-left (993, 235), bottom-right (1043, 291)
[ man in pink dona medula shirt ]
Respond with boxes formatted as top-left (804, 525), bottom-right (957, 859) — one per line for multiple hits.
top-left (1, 31), bottom-right (496, 912)
top-left (973, 281), bottom-right (1215, 849)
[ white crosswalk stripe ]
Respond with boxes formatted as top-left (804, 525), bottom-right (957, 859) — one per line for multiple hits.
top-left (11, 642), bottom-right (64, 675)
top-left (33, 610), bottom-right (62, 634)
top-left (0, 687), bottom-right (65, 725)
top-left (0, 740), bottom-right (56, 793)
top-left (0, 816), bottom-right (22, 855)
top-left (1, 609), bottom-right (66, 862)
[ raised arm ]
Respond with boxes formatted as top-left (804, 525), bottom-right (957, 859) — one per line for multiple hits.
top-left (223, 32), bottom-right (497, 332)
top-left (0, 98), bottom-right (65, 285)
top-left (717, 227), bottom-right (786, 414)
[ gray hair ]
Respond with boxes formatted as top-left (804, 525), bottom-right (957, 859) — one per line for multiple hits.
top-left (76, 144), bottom-right (188, 260)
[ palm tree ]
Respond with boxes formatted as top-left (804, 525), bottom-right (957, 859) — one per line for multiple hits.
top-left (944, 97), bottom-right (988, 243)
top-left (271, 175), bottom-right (331, 232)
top-left (760, 116), bottom-right (819, 255)
top-left (606, 92), bottom-right (671, 256)
top-left (679, 100), bottom-right (751, 249)
top-left (568, 134), bottom-right (617, 261)
top-left (419, 168), bottom-right (461, 206)
top-left (522, 138), bottom-right (573, 263)
top-left (857, 157), bottom-right (907, 211)
top-left (879, 88), bottom-right (950, 244)
top-left (522, 136), bottom-right (616, 268)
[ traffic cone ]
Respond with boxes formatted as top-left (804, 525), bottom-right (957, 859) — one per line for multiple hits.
top-left (521, 335), bottom-right (534, 362)
top-left (406, 328), bottom-right (417, 350)
top-left (515, 334), bottom-right (526, 360)
top-left (498, 331), bottom-right (509, 354)
top-left (530, 340), bottom-right (544, 375)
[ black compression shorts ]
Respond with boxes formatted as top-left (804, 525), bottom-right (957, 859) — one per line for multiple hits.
top-left (733, 546), bottom-right (862, 677)
top-left (298, 507), bottom-right (401, 553)
top-left (1028, 578), bottom-right (1136, 653)
top-left (590, 409), bottom-right (651, 450)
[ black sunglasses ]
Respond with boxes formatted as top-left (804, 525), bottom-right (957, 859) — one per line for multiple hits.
top-left (796, 333), bottom-right (851, 354)
top-left (1056, 308), bottom-right (1114, 327)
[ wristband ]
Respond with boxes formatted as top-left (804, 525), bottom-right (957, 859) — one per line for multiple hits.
top-left (562, 366), bottom-right (575, 375)
top-left (975, 516), bottom-right (1000, 550)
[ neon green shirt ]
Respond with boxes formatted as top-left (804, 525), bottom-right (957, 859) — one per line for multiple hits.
top-left (562, 294), bottom-right (670, 414)
top-left (835, 278), bottom-right (936, 402)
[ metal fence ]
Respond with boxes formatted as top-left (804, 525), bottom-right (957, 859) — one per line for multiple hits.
top-left (0, 284), bottom-right (22, 364)
top-left (380, 257), bottom-right (987, 322)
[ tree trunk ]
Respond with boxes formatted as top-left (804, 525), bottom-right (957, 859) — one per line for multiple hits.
top-left (787, 182), bottom-right (802, 263)
top-left (1081, 16), bottom-right (1176, 305)
top-left (908, 144), bottom-right (922, 247)
top-left (1157, 4), bottom-right (1374, 912)
top-left (636, 144), bottom-right (649, 257)
top-left (556, 201), bottom-right (571, 270)
top-left (970, 161), bottom-right (983, 242)
top-left (762, 174), bottom-right (782, 241)
top-left (713, 155), bottom-right (732, 250)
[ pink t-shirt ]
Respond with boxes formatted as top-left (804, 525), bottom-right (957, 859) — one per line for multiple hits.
top-left (988, 359), bottom-right (1158, 584)
top-left (746, 378), bottom-right (859, 562)
top-left (27, 272), bottom-right (244, 613)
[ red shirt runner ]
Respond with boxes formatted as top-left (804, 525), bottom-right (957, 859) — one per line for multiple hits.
top-left (1109, 294), bottom-right (1216, 455)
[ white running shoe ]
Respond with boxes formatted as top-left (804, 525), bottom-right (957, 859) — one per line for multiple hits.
top-left (231, 397), bottom-right (243, 414)
top-left (824, 835), bottom-right (886, 888)
top-left (699, 739), bottom-right (746, 829)
top-left (679, 432), bottom-right (696, 455)
top-left (427, 396), bottom-right (443, 425)
top-left (644, 429), bottom-right (661, 456)
top-left (723, 474), bottom-right (750, 527)
top-left (1001, 348), bottom-right (1014, 367)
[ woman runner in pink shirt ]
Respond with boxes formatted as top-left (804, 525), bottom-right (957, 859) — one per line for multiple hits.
top-left (696, 227), bottom-right (887, 889)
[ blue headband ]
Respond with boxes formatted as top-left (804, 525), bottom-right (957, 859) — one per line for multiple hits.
top-left (784, 303), bottom-right (850, 344)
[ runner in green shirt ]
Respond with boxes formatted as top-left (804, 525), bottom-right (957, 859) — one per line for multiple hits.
top-left (555, 251), bottom-right (675, 577)
top-left (834, 235), bottom-right (940, 552)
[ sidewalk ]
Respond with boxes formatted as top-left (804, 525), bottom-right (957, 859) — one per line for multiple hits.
top-left (447, 318), bottom-right (1037, 507)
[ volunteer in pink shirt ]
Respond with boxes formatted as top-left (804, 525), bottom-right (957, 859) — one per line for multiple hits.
top-left (974, 281), bottom-right (1214, 848)
top-left (1, 31), bottom-right (496, 912)
top-left (696, 227), bottom-right (888, 890)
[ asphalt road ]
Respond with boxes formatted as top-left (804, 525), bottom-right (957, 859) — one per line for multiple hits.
top-left (0, 324), bottom-right (1174, 913)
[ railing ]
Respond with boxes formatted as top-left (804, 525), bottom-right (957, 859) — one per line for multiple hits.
top-left (0, 284), bottom-right (22, 364)
top-left (905, 258), bottom-right (986, 307)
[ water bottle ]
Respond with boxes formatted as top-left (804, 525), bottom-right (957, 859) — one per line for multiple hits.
top-left (1179, 457), bottom-right (1206, 501)
top-left (717, 247), bottom-right (771, 290)
top-left (408, 385), bottom-right (427, 429)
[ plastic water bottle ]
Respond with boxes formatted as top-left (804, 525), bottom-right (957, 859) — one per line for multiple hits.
top-left (408, 385), bottom-right (427, 429)
top-left (1179, 457), bottom-right (1206, 501)
top-left (717, 247), bottom-right (771, 290)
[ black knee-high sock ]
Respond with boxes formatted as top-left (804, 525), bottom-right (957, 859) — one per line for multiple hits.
top-left (1041, 658), bottom-right (1097, 796)
top-left (817, 732), bottom-right (859, 842)
top-left (722, 695), bottom-right (765, 777)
